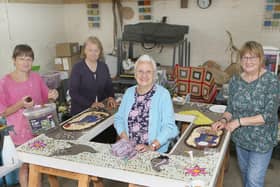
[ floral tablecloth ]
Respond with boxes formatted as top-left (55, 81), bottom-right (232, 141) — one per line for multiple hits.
top-left (17, 134), bottom-right (221, 185)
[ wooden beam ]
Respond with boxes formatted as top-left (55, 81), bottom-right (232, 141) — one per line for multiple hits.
top-left (63, 0), bottom-right (86, 3)
top-left (63, 0), bottom-right (113, 3)
top-left (2, 0), bottom-right (133, 4)
top-left (8, 0), bottom-right (63, 4)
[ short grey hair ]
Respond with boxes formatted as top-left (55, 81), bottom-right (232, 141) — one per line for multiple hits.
top-left (134, 54), bottom-right (157, 72)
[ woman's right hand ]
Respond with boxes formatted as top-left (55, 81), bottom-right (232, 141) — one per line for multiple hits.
top-left (211, 120), bottom-right (226, 132)
top-left (107, 97), bottom-right (117, 109)
top-left (48, 89), bottom-right (59, 101)
top-left (91, 102), bottom-right (105, 109)
top-left (22, 96), bottom-right (34, 109)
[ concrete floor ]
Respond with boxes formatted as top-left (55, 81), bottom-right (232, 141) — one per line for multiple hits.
top-left (35, 150), bottom-right (279, 187)
top-left (223, 152), bottom-right (280, 187)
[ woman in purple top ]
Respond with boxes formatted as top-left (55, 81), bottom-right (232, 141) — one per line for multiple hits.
top-left (0, 44), bottom-right (58, 187)
top-left (69, 36), bottom-right (117, 116)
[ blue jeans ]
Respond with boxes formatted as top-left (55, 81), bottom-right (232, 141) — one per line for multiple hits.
top-left (236, 145), bottom-right (272, 187)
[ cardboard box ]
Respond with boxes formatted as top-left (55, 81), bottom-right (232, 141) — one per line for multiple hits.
top-left (80, 45), bottom-right (85, 59)
top-left (54, 55), bottom-right (80, 72)
top-left (56, 43), bottom-right (80, 57)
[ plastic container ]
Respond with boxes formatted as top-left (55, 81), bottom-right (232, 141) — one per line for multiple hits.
top-left (23, 103), bottom-right (59, 135)
top-left (41, 71), bottom-right (61, 89)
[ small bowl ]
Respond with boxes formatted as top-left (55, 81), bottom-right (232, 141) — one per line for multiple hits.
top-left (173, 96), bottom-right (186, 105)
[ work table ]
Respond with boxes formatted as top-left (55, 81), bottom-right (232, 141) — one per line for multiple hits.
top-left (17, 102), bottom-right (230, 187)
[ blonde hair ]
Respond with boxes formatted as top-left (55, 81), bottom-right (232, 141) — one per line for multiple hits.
top-left (83, 36), bottom-right (104, 61)
top-left (239, 41), bottom-right (264, 74)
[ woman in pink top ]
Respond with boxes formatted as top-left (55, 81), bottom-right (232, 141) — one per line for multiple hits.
top-left (0, 44), bottom-right (58, 187)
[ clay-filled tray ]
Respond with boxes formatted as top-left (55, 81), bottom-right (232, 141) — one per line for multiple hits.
top-left (62, 110), bottom-right (110, 131)
top-left (184, 125), bottom-right (223, 149)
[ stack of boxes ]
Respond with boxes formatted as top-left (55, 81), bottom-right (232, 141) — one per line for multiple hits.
top-left (54, 43), bottom-right (81, 78)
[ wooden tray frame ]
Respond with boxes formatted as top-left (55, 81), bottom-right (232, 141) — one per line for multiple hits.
top-left (62, 109), bottom-right (110, 131)
top-left (184, 124), bottom-right (224, 150)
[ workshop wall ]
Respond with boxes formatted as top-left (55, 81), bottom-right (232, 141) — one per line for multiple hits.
top-left (0, 3), bottom-right (65, 76)
top-left (62, 0), bottom-right (280, 69)
top-left (0, 0), bottom-right (279, 77)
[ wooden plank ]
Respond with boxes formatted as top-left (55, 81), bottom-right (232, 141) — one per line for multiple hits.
top-left (47, 175), bottom-right (60, 187)
top-left (63, 0), bottom-right (120, 3)
top-left (77, 174), bottom-right (90, 187)
top-left (2, 0), bottom-right (134, 3)
top-left (37, 165), bottom-right (87, 180)
top-left (8, 0), bottom-right (63, 4)
top-left (63, 0), bottom-right (86, 3)
top-left (28, 164), bottom-right (42, 187)
top-left (28, 164), bottom-right (108, 187)
top-left (215, 147), bottom-right (230, 187)
top-left (128, 184), bottom-right (137, 187)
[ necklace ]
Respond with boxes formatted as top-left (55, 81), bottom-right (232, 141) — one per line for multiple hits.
top-left (85, 60), bottom-right (98, 73)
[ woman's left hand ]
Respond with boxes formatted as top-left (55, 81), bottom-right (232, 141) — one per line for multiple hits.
top-left (225, 119), bottom-right (240, 132)
top-left (107, 97), bottom-right (117, 108)
top-left (48, 89), bottom-right (59, 101)
top-left (135, 144), bottom-right (153, 153)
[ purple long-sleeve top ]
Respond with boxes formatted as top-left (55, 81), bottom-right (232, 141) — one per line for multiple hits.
top-left (69, 59), bottom-right (114, 116)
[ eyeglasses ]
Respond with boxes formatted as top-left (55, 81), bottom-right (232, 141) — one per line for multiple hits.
top-left (241, 56), bottom-right (259, 62)
top-left (136, 70), bottom-right (154, 76)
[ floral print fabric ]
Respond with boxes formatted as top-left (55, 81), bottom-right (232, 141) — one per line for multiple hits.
top-left (226, 72), bottom-right (279, 153)
top-left (128, 85), bottom-right (156, 145)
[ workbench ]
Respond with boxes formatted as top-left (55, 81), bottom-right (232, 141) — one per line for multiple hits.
top-left (16, 102), bottom-right (230, 187)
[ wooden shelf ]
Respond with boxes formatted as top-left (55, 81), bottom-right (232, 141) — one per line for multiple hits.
top-left (5, 0), bottom-right (133, 4)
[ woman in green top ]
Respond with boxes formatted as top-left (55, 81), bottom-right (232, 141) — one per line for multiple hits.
top-left (212, 41), bottom-right (279, 187)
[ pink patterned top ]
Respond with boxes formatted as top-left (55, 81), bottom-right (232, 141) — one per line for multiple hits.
top-left (0, 72), bottom-right (49, 145)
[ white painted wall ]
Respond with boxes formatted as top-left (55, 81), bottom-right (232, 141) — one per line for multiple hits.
top-left (0, 3), bottom-right (65, 77)
top-left (62, 0), bottom-right (280, 69)
top-left (1, 0), bottom-right (280, 77)
top-left (62, 2), bottom-right (115, 54)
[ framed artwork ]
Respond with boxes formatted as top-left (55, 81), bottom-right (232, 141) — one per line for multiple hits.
top-left (87, 0), bottom-right (100, 28)
top-left (138, 0), bottom-right (152, 22)
top-left (263, 0), bottom-right (280, 30)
